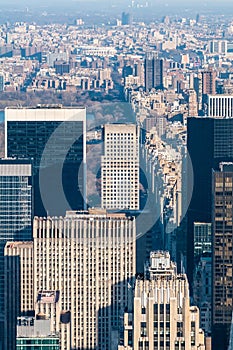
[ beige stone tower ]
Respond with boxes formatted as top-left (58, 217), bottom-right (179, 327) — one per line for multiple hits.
top-left (119, 251), bottom-right (205, 350)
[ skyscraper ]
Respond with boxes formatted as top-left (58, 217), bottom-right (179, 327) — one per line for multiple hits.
top-left (101, 124), bottom-right (139, 210)
top-left (118, 251), bottom-right (206, 350)
top-left (33, 209), bottom-right (136, 349)
top-left (0, 159), bottom-right (33, 350)
top-left (144, 53), bottom-right (163, 92)
top-left (5, 105), bottom-right (86, 216)
top-left (121, 12), bottom-right (132, 26)
top-left (3, 241), bottom-right (70, 350)
top-left (187, 116), bottom-right (233, 282)
top-left (212, 163), bottom-right (233, 350)
top-left (4, 241), bottom-right (34, 350)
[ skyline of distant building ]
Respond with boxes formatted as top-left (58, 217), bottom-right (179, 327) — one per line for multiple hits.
top-left (2, 8), bottom-right (233, 350)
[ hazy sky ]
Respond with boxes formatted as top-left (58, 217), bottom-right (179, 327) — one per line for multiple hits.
top-left (0, 0), bottom-right (231, 26)
top-left (0, 0), bottom-right (233, 14)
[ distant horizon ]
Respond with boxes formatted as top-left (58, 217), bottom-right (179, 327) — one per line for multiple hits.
top-left (1, 0), bottom-right (233, 6)
top-left (0, 0), bottom-right (232, 24)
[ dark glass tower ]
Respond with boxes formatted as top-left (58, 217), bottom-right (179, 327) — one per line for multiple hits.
top-left (144, 53), bottom-right (163, 92)
top-left (212, 163), bottom-right (233, 350)
top-left (121, 12), bottom-right (132, 25)
top-left (187, 117), bottom-right (233, 283)
top-left (5, 106), bottom-right (86, 217)
top-left (0, 159), bottom-right (33, 350)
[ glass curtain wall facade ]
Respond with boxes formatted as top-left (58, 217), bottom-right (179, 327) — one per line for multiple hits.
top-left (144, 53), bottom-right (163, 91)
top-left (5, 106), bottom-right (86, 217)
top-left (187, 117), bottom-right (233, 282)
top-left (16, 338), bottom-right (59, 350)
top-left (0, 159), bottom-right (33, 348)
top-left (212, 163), bottom-right (233, 350)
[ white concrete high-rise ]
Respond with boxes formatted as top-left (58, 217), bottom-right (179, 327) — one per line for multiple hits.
top-left (101, 124), bottom-right (139, 210)
top-left (3, 210), bottom-right (136, 350)
top-left (207, 95), bottom-right (233, 118)
top-left (34, 209), bottom-right (136, 350)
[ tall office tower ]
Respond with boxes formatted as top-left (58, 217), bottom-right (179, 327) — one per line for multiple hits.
top-left (4, 241), bottom-right (34, 350)
top-left (0, 159), bottom-right (33, 349)
top-left (118, 251), bottom-right (206, 350)
top-left (5, 105), bottom-right (86, 216)
top-left (207, 95), bottom-right (233, 118)
top-left (187, 117), bottom-right (233, 283)
top-left (101, 124), bottom-right (139, 210)
top-left (121, 12), bottom-right (132, 25)
top-left (144, 53), bottom-right (163, 91)
top-left (33, 209), bottom-right (136, 350)
top-left (5, 241), bottom-right (67, 350)
top-left (212, 163), bottom-right (233, 350)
